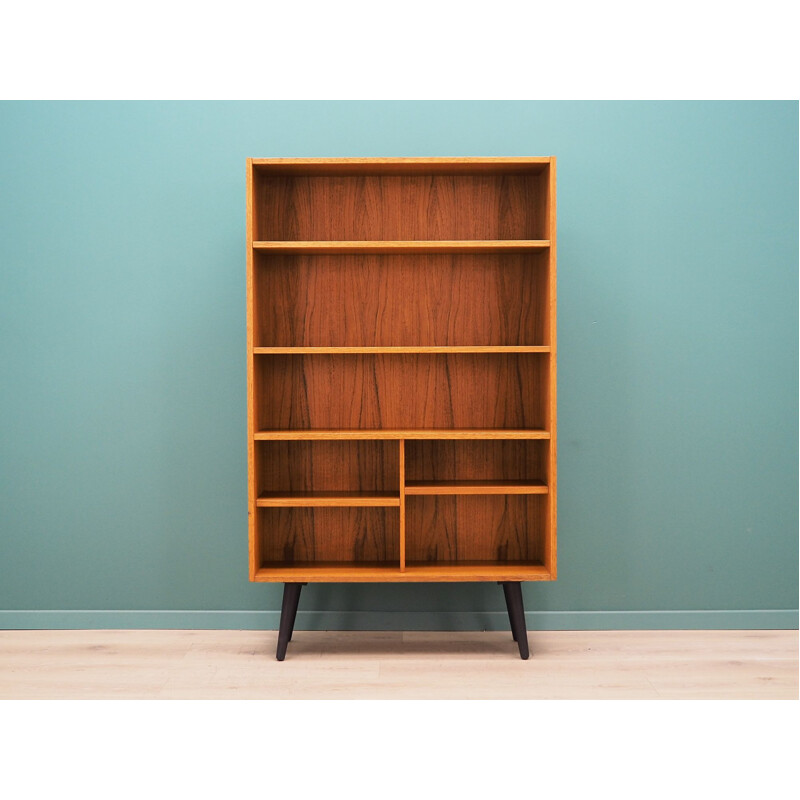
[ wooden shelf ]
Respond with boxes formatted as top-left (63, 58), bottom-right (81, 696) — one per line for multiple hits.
top-left (254, 346), bottom-right (551, 355)
top-left (405, 480), bottom-right (548, 496)
top-left (253, 561), bottom-right (550, 582)
top-left (257, 491), bottom-right (400, 507)
top-left (254, 429), bottom-right (551, 441)
top-left (253, 240), bottom-right (550, 254)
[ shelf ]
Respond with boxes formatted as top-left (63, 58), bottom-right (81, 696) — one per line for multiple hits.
top-left (257, 491), bottom-right (400, 507)
top-left (253, 240), bottom-right (550, 254)
top-left (254, 429), bottom-right (551, 441)
top-left (253, 561), bottom-right (550, 582)
top-left (254, 346), bottom-right (551, 355)
top-left (405, 480), bottom-right (548, 496)
top-left (254, 562), bottom-right (401, 582)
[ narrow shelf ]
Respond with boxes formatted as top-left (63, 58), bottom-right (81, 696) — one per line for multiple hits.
top-left (254, 562), bottom-right (401, 582)
top-left (403, 562), bottom-right (551, 582)
top-left (253, 561), bottom-right (551, 582)
top-left (405, 480), bottom-right (548, 496)
top-left (253, 240), bottom-right (550, 254)
top-left (254, 429), bottom-right (551, 441)
top-left (257, 491), bottom-right (400, 507)
top-left (254, 346), bottom-right (551, 355)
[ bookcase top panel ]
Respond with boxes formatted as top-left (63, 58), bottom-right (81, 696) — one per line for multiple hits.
top-left (249, 156), bottom-right (553, 175)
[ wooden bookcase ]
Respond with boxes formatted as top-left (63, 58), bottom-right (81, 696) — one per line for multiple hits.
top-left (246, 157), bottom-right (557, 659)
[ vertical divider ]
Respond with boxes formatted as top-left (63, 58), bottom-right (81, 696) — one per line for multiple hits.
top-left (399, 439), bottom-right (406, 571)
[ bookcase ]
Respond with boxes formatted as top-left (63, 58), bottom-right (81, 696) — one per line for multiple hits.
top-left (246, 157), bottom-right (557, 659)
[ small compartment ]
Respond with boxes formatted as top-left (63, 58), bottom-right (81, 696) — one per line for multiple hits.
top-left (256, 440), bottom-right (398, 497)
top-left (253, 250), bottom-right (549, 348)
top-left (258, 507), bottom-right (399, 565)
top-left (405, 495), bottom-right (546, 564)
top-left (255, 353), bottom-right (548, 431)
top-left (405, 440), bottom-right (549, 487)
top-left (253, 165), bottom-right (550, 241)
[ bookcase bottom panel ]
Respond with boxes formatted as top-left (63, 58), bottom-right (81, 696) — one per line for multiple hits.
top-left (253, 563), bottom-right (551, 582)
top-left (258, 507), bottom-right (399, 564)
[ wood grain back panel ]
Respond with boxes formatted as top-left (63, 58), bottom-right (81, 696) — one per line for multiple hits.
top-left (258, 507), bottom-right (399, 563)
top-left (405, 495), bottom-right (545, 563)
top-left (405, 440), bottom-right (549, 483)
top-left (254, 251), bottom-right (548, 347)
top-left (256, 440), bottom-right (399, 494)
top-left (254, 173), bottom-right (548, 240)
top-left (255, 353), bottom-right (548, 431)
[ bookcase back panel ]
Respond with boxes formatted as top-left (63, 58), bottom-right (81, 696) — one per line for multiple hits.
top-left (405, 440), bottom-right (549, 483)
top-left (259, 507), bottom-right (399, 563)
top-left (254, 252), bottom-right (548, 347)
top-left (405, 495), bottom-right (546, 563)
top-left (256, 441), bottom-right (398, 494)
top-left (254, 173), bottom-right (548, 240)
top-left (255, 354), bottom-right (547, 430)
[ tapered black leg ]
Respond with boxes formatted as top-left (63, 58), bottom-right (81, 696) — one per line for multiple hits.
top-left (276, 583), bottom-right (303, 661)
top-left (502, 582), bottom-right (530, 660)
top-left (501, 583), bottom-right (518, 641)
top-left (287, 583), bottom-right (306, 642)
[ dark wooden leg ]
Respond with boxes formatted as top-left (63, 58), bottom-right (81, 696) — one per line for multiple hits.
top-left (502, 582), bottom-right (530, 660)
top-left (501, 582), bottom-right (518, 641)
top-left (287, 583), bottom-right (306, 642)
top-left (276, 583), bottom-right (303, 661)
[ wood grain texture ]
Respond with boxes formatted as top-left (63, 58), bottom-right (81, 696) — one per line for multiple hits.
top-left (252, 240), bottom-right (550, 253)
top-left (547, 157), bottom-right (558, 578)
top-left (247, 156), bottom-right (557, 584)
top-left (254, 562), bottom-right (551, 582)
top-left (405, 439), bottom-right (549, 483)
top-left (253, 251), bottom-right (549, 348)
top-left (399, 439), bottom-right (406, 571)
top-left (405, 481), bottom-right (548, 495)
top-left (256, 440), bottom-right (399, 494)
top-left (255, 353), bottom-right (547, 430)
top-left (254, 173), bottom-right (548, 240)
top-left (257, 492), bottom-right (399, 507)
top-left (246, 159), bottom-right (258, 580)
top-left (258, 507), bottom-right (399, 564)
top-left (254, 429), bottom-right (551, 440)
top-left (251, 157), bottom-right (551, 174)
top-left (405, 495), bottom-right (546, 563)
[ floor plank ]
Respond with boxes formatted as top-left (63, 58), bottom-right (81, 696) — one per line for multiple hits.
top-left (0, 630), bottom-right (796, 700)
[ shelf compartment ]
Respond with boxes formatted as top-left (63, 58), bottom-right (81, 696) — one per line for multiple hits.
top-left (405, 480), bottom-right (547, 496)
top-left (254, 353), bottom-right (548, 431)
top-left (258, 507), bottom-right (399, 565)
top-left (254, 429), bottom-right (551, 440)
top-left (252, 249), bottom-right (550, 349)
top-left (405, 439), bottom-right (549, 485)
top-left (257, 491), bottom-right (399, 507)
top-left (255, 440), bottom-right (398, 495)
top-left (252, 169), bottom-right (550, 240)
top-left (405, 495), bottom-right (546, 564)
top-left (253, 240), bottom-right (550, 254)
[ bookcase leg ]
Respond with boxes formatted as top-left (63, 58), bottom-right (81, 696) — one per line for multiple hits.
top-left (276, 583), bottom-right (303, 661)
top-left (501, 582), bottom-right (530, 660)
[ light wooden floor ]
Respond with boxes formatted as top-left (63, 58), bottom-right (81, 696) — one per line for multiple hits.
top-left (0, 629), bottom-right (796, 699)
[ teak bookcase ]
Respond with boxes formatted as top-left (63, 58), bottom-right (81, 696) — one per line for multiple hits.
top-left (246, 157), bottom-right (557, 660)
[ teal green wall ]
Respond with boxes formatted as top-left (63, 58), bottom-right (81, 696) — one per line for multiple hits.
top-left (1, 102), bottom-right (797, 630)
